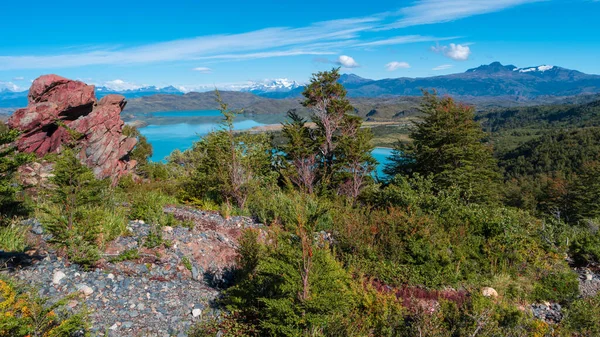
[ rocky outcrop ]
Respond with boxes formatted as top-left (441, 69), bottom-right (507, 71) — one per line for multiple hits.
top-left (7, 75), bottom-right (137, 184)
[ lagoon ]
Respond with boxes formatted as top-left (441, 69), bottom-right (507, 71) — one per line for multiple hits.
top-left (137, 110), bottom-right (394, 176)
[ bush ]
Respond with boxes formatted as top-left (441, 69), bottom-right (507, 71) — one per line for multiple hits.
top-left (569, 222), bottom-right (600, 266)
top-left (532, 270), bottom-right (580, 304)
top-left (129, 190), bottom-right (177, 225)
top-left (223, 230), bottom-right (358, 336)
top-left (40, 149), bottom-right (128, 267)
top-left (0, 276), bottom-right (87, 337)
top-left (246, 189), bottom-right (332, 231)
top-left (336, 176), bottom-right (566, 289)
top-left (561, 294), bottom-right (600, 336)
top-left (0, 127), bottom-right (32, 223)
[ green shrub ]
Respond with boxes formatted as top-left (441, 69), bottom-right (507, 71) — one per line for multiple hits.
top-left (562, 294), bottom-right (600, 336)
top-left (532, 270), bottom-right (580, 304)
top-left (569, 222), bottom-right (600, 266)
top-left (0, 127), bottom-right (32, 224)
top-left (110, 248), bottom-right (140, 263)
top-left (40, 149), bottom-right (128, 267)
top-left (336, 176), bottom-right (566, 289)
top-left (0, 276), bottom-right (88, 337)
top-left (129, 190), bottom-right (176, 225)
top-left (247, 190), bottom-right (332, 231)
top-left (223, 230), bottom-right (357, 336)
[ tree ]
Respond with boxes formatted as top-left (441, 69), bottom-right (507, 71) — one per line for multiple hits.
top-left (281, 68), bottom-right (375, 198)
top-left (0, 126), bottom-right (31, 222)
top-left (386, 92), bottom-right (501, 203)
top-left (44, 148), bottom-right (108, 266)
top-left (182, 91), bottom-right (274, 209)
top-left (223, 193), bottom-right (356, 336)
top-left (122, 125), bottom-right (153, 164)
top-left (280, 110), bottom-right (319, 194)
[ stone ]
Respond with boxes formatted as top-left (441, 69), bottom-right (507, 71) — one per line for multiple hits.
top-left (192, 308), bottom-right (202, 318)
top-left (7, 75), bottom-right (137, 185)
top-left (52, 270), bottom-right (66, 285)
top-left (76, 284), bottom-right (94, 296)
top-left (482, 287), bottom-right (498, 298)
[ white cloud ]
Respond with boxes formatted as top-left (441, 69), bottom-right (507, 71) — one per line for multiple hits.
top-left (431, 43), bottom-right (471, 61)
top-left (432, 64), bottom-right (454, 71)
top-left (0, 81), bottom-right (23, 92)
top-left (389, 0), bottom-right (543, 28)
top-left (193, 67), bottom-right (212, 73)
top-left (336, 55), bottom-right (360, 68)
top-left (0, 17), bottom-right (376, 70)
top-left (12, 76), bottom-right (25, 81)
top-left (385, 61), bottom-right (411, 71)
top-left (356, 35), bottom-right (459, 47)
top-left (0, 0), bottom-right (545, 71)
top-left (100, 79), bottom-right (142, 91)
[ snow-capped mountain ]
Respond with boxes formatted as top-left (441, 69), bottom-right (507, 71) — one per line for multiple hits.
top-left (95, 85), bottom-right (183, 99)
top-left (241, 79), bottom-right (302, 94)
top-left (514, 65), bottom-right (555, 73)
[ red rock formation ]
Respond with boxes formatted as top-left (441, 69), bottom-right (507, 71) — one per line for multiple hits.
top-left (8, 75), bottom-right (137, 184)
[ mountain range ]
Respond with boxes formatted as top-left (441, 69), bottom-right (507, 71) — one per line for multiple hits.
top-left (335, 62), bottom-right (600, 98)
top-left (2, 62), bottom-right (600, 115)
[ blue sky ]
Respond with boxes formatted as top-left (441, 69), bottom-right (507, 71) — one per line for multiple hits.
top-left (1, 0), bottom-right (599, 91)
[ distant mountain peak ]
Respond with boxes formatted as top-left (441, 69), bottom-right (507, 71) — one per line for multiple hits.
top-left (339, 73), bottom-right (373, 84)
top-left (466, 62), bottom-right (517, 74)
top-left (241, 78), bottom-right (302, 94)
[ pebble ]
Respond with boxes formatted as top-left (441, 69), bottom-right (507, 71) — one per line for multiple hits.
top-left (52, 270), bottom-right (66, 285)
top-left (76, 284), bottom-right (94, 296)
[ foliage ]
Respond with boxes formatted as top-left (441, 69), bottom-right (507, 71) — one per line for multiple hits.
top-left (189, 312), bottom-right (258, 337)
top-left (0, 277), bottom-right (87, 337)
top-left (386, 92), bottom-right (501, 203)
top-left (569, 221), bottom-right (600, 265)
top-left (499, 128), bottom-right (600, 222)
top-left (531, 269), bottom-right (579, 304)
top-left (337, 175), bottom-right (565, 289)
top-left (223, 224), bottom-right (357, 336)
top-left (109, 248), bottom-right (140, 263)
top-left (129, 190), bottom-right (176, 225)
top-left (479, 100), bottom-right (600, 133)
top-left (176, 91), bottom-right (276, 209)
top-left (40, 149), bottom-right (126, 267)
top-left (0, 127), bottom-right (32, 223)
top-left (561, 293), bottom-right (600, 336)
top-left (279, 68), bottom-right (376, 199)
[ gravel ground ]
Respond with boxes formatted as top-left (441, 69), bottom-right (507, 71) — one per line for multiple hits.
top-left (2, 207), bottom-right (264, 337)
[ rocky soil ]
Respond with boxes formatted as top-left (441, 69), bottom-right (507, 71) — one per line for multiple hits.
top-left (2, 207), bottom-right (264, 337)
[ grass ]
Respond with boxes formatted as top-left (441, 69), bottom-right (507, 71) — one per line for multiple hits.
top-left (0, 224), bottom-right (28, 252)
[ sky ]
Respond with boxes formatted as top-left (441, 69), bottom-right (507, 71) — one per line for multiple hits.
top-left (1, 0), bottom-right (599, 92)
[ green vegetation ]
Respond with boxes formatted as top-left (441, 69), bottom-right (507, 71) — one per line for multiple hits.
top-left (0, 276), bottom-right (87, 337)
top-left (2, 68), bottom-right (600, 336)
top-left (386, 92), bottom-right (501, 203)
top-left (0, 125), bottom-right (32, 224)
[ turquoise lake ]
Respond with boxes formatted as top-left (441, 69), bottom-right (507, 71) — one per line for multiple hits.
top-left (137, 110), bottom-right (394, 177)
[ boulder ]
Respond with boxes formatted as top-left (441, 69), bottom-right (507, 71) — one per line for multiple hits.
top-left (7, 75), bottom-right (137, 184)
top-left (482, 287), bottom-right (499, 298)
